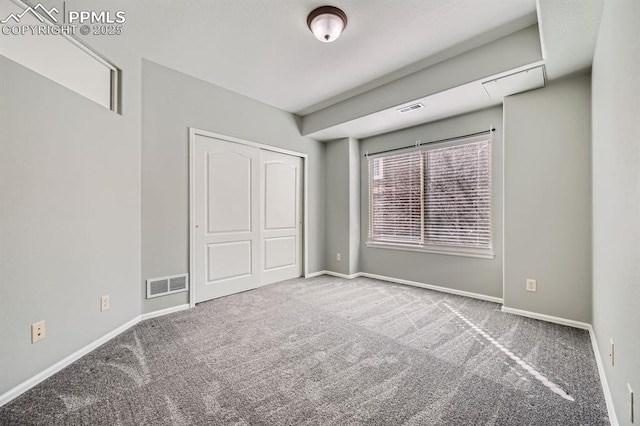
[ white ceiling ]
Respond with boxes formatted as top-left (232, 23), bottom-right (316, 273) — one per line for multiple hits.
top-left (536, 0), bottom-right (605, 79)
top-left (124, 0), bottom-right (538, 114)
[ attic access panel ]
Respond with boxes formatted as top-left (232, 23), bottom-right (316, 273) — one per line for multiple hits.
top-left (482, 65), bottom-right (546, 99)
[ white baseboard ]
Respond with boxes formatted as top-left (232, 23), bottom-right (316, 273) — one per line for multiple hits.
top-left (305, 270), bottom-right (502, 304)
top-left (324, 270), bottom-right (362, 280)
top-left (361, 272), bottom-right (504, 304)
top-left (587, 326), bottom-right (619, 426)
top-left (304, 270), bottom-right (327, 278)
top-left (1, 302), bottom-right (195, 408)
top-left (141, 304), bottom-right (190, 321)
top-left (0, 316), bottom-right (141, 407)
top-left (500, 307), bottom-right (617, 424)
top-left (500, 306), bottom-right (591, 329)
top-left (306, 270), bottom-right (362, 280)
top-left (0, 283), bottom-right (618, 426)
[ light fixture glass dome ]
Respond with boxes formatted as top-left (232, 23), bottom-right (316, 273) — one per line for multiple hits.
top-left (307, 6), bottom-right (347, 43)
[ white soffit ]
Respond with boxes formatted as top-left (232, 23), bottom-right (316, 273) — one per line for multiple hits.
top-left (308, 82), bottom-right (499, 141)
top-left (307, 61), bottom-right (544, 141)
top-left (482, 65), bottom-right (545, 99)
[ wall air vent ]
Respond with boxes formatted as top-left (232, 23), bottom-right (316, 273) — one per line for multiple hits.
top-left (146, 273), bottom-right (189, 299)
top-left (397, 103), bottom-right (424, 113)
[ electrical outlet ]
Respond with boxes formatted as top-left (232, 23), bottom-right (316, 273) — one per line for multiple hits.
top-left (336, 253), bottom-right (341, 262)
top-left (526, 279), bottom-right (537, 292)
top-left (610, 339), bottom-right (615, 367)
top-left (31, 320), bottom-right (45, 343)
top-left (629, 383), bottom-right (634, 423)
top-left (101, 295), bottom-right (110, 312)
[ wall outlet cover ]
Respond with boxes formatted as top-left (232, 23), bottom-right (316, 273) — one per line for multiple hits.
top-left (609, 339), bottom-right (615, 367)
top-left (101, 295), bottom-right (110, 312)
top-left (31, 320), bottom-right (46, 343)
top-left (526, 279), bottom-right (537, 292)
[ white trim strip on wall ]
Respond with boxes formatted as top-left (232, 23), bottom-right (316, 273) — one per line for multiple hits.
top-left (304, 270), bottom-right (326, 279)
top-left (304, 270), bottom-right (503, 304)
top-left (0, 304), bottom-right (192, 408)
top-left (500, 306), bottom-right (590, 329)
top-left (588, 326), bottom-right (619, 426)
top-left (140, 304), bottom-right (190, 321)
top-left (1, 273), bottom-right (618, 426)
top-left (307, 271), bottom-right (616, 425)
top-left (0, 316), bottom-right (140, 407)
top-left (360, 272), bottom-right (504, 304)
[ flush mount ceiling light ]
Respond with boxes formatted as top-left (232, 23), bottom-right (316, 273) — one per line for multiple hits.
top-left (307, 6), bottom-right (348, 43)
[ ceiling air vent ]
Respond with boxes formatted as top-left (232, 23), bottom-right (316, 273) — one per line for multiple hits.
top-left (397, 103), bottom-right (424, 113)
top-left (146, 273), bottom-right (189, 299)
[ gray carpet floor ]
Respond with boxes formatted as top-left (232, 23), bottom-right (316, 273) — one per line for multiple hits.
top-left (0, 276), bottom-right (609, 425)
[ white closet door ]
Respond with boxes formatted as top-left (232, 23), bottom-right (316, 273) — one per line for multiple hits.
top-left (260, 150), bottom-right (302, 285)
top-left (192, 134), bottom-right (303, 304)
top-left (193, 135), bottom-right (260, 303)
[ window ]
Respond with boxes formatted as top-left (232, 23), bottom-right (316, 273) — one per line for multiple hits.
top-left (0, 0), bottom-right (120, 112)
top-left (368, 137), bottom-right (492, 258)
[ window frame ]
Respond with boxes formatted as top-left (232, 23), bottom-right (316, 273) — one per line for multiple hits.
top-left (366, 135), bottom-right (494, 260)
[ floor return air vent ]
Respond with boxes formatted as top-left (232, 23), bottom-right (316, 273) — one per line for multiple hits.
top-left (146, 273), bottom-right (189, 298)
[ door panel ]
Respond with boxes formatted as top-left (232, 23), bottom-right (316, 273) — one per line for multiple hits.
top-left (194, 135), bottom-right (260, 303)
top-left (261, 150), bottom-right (302, 285)
top-left (265, 162), bottom-right (297, 229)
top-left (206, 152), bottom-right (252, 234)
top-left (207, 241), bottom-right (253, 281)
top-left (264, 236), bottom-right (296, 270)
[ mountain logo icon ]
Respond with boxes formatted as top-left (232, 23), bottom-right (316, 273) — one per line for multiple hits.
top-left (1, 3), bottom-right (59, 24)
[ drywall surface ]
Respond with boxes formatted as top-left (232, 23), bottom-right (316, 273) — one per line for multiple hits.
top-left (325, 137), bottom-right (360, 276)
top-left (503, 75), bottom-right (591, 322)
top-left (141, 60), bottom-right (325, 313)
top-left (592, 1), bottom-right (640, 424)
top-left (0, 51), bottom-right (141, 395)
top-left (359, 107), bottom-right (504, 298)
top-left (325, 139), bottom-right (351, 275)
top-left (348, 138), bottom-right (361, 275)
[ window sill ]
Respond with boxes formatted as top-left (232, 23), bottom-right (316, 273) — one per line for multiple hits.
top-left (365, 241), bottom-right (495, 260)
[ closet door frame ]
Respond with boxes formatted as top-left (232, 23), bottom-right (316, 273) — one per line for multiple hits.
top-left (188, 127), bottom-right (309, 307)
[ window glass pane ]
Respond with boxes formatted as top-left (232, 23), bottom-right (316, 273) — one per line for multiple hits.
top-left (369, 151), bottom-right (422, 244)
top-left (425, 140), bottom-right (491, 249)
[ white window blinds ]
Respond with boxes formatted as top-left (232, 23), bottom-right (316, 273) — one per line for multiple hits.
top-left (368, 138), bottom-right (492, 253)
top-left (425, 141), bottom-right (491, 249)
top-left (369, 152), bottom-right (423, 244)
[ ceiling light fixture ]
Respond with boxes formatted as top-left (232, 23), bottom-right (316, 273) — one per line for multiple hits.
top-left (307, 6), bottom-right (348, 43)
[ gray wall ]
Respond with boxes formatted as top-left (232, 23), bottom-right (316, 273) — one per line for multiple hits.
top-left (348, 138), bottom-right (361, 275)
top-left (358, 107), bottom-right (504, 299)
top-left (503, 75), bottom-right (592, 323)
top-left (592, 1), bottom-right (640, 424)
top-left (324, 139), bottom-right (350, 275)
top-left (0, 51), bottom-right (141, 395)
top-left (324, 137), bottom-right (360, 276)
top-left (141, 60), bottom-right (325, 314)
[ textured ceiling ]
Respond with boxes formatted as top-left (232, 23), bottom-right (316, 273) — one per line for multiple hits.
top-left (122, 0), bottom-right (537, 114)
top-left (536, 0), bottom-right (605, 79)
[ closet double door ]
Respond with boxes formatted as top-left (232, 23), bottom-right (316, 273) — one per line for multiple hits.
top-left (192, 134), bottom-right (302, 303)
